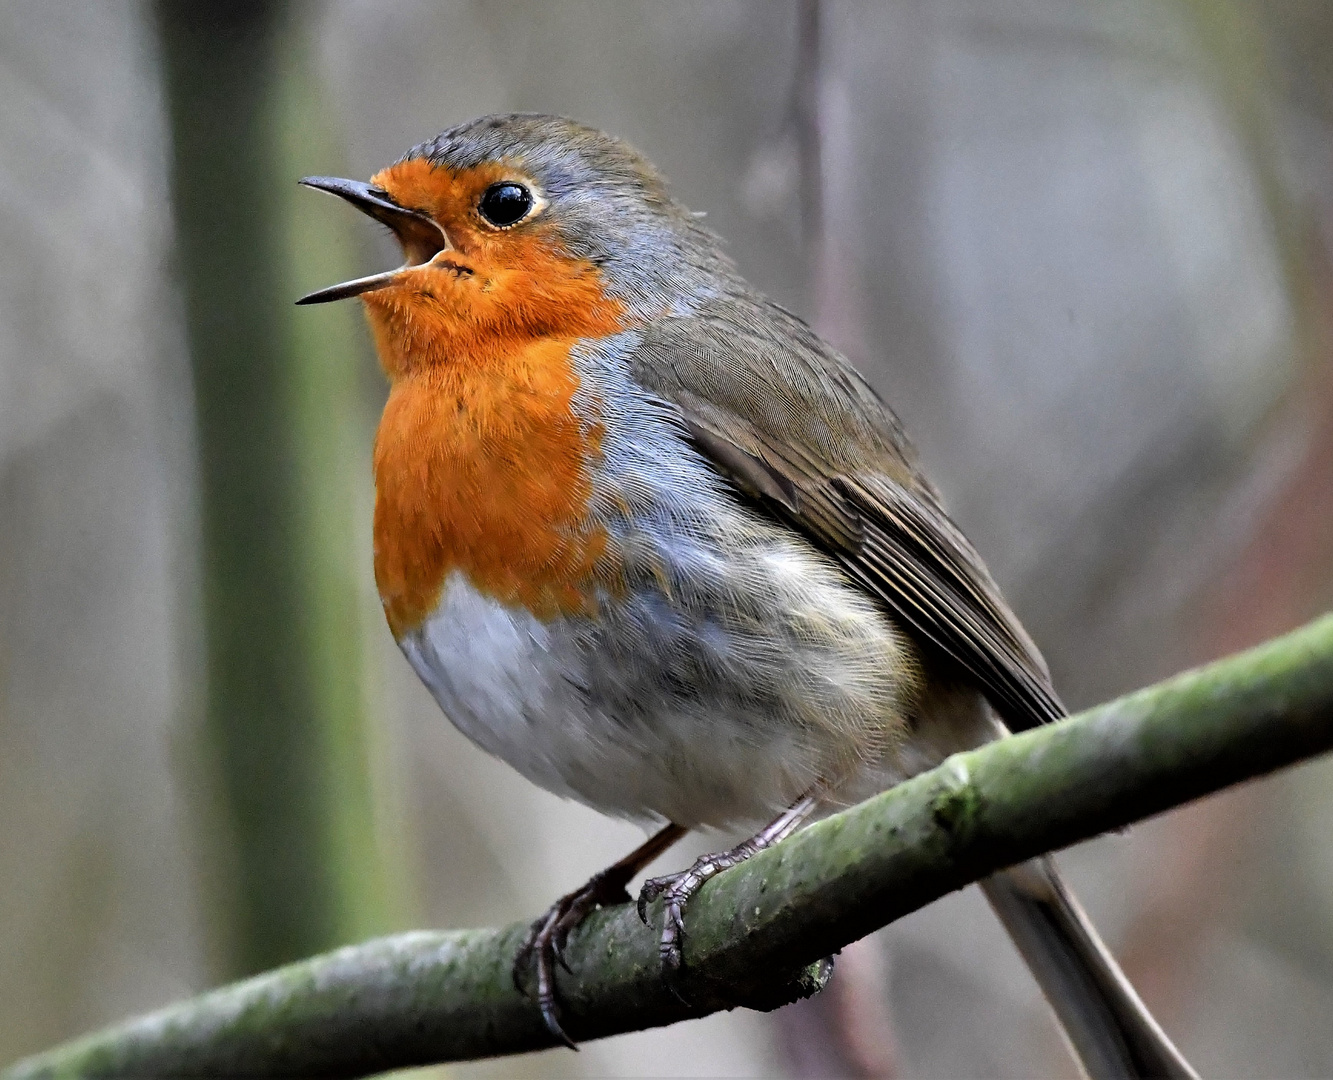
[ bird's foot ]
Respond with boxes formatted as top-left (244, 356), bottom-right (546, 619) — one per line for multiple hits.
top-left (636, 840), bottom-right (761, 972)
top-left (635, 794), bottom-right (820, 972)
top-left (513, 867), bottom-right (633, 1048)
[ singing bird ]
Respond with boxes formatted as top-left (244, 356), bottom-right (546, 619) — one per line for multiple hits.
top-left (299, 113), bottom-right (1195, 1079)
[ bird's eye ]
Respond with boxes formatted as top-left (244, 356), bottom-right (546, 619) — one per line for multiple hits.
top-left (478, 182), bottom-right (534, 228)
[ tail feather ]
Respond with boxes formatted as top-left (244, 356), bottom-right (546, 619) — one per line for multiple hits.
top-left (981, 858), bottom-right (1197, 1080)
top-left (911, 687), bottom-right (1197, 1077)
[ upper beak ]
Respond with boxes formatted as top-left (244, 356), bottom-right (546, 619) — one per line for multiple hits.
top-left (295, 176), bottom-right (453, 305)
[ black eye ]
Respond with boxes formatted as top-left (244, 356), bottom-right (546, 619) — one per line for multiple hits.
top-left (478, 182), bottom-right (534, 227)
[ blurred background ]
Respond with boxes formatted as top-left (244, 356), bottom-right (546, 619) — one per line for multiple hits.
top-left (2, 1), bottom-right (1332, 1076)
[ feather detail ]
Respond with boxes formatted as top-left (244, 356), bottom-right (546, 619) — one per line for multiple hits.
top-left (628, 292), bottom-right (1064, 732)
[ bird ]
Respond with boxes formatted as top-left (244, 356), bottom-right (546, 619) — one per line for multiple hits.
top-left (297, 113), bottom-right (1197, 1079)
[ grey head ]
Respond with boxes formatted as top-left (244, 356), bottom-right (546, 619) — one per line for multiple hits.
top-left (406, 113), bottom-right (738, 314)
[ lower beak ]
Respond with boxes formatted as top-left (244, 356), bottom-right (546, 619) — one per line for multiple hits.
top-left (295, 176), bottom-right (452, 305)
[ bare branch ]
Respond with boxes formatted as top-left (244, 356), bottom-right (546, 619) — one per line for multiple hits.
top-left (9, 614), bottom-right (1333, 1079)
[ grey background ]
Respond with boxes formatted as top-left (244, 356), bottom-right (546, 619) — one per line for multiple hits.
top-left (3, 1), bottom-right (1332, 1076)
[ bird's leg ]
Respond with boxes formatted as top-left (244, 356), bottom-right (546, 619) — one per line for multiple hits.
top-left (515, 821), bottom-right (687, 1047)
top-left (637, 790), bottom-right (821, 971)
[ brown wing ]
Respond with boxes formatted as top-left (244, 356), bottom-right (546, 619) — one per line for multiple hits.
top-left (628, 293), bottom-right (1065, 731)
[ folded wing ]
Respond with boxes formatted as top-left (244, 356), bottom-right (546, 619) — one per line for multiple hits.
top-left (627, 292), bottom-right (1064, 731)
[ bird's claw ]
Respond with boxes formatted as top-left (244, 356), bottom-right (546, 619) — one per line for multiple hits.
top-left (512, 904), bottom-right (580, 1049)
top-left (512, 872), bottom-right (633, 1049)
top-left (636, 876), bottom-right (667, 923)
top-left (637, 850), bottom-right (741, 971)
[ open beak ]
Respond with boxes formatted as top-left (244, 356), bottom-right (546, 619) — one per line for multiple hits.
top-left (295, 176), bottom-right (452, 305)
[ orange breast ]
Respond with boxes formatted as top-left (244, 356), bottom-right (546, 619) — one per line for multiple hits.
top-left (373, 337), bottom-right (618, 638)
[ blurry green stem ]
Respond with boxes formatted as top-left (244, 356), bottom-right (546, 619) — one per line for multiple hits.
top-left (9, 614), bottom-right (1333, 1078)
top-left (156, 2), bottom-right (393, 977)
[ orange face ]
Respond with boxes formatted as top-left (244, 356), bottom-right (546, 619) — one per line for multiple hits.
top-left (359, 158), bottom-right (625, 380)
top-left (303, 158), bottom-right (628, 637)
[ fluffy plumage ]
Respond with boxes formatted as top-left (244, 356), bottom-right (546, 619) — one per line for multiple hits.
top-left (300, 113), bottom-right (1196, 1079)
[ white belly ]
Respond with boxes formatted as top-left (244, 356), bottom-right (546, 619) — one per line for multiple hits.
top-left (398, 530), bottom-right (920, 830)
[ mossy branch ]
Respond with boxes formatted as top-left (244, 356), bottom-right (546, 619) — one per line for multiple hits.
top-left (10, 614), bottom-right (1333, 1079)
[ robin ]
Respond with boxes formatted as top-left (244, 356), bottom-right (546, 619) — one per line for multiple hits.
top-left (298, 113), bottom-right (1195, 1079)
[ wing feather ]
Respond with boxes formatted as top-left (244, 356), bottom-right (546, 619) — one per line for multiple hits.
top-left (627, 294), bottom-right (1065, 731)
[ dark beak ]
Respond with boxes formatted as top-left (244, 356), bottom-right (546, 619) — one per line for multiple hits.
top-left (295, 176), bottom-right (452, 305)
